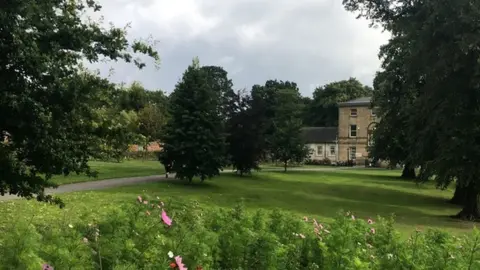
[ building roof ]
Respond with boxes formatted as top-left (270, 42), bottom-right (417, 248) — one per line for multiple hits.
top-left (301, 127), bottom-right (337, 144)
top-left (338, 96), bottom-right (372, 107)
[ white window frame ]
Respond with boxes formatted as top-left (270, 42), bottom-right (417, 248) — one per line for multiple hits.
top-left (329, 145), bottom-right (336, 156)
top-left (350, 108), bottom-right (358, 117)
top-left (316, 145), bottom-right (323, 156)
top-left (349, 125), bottom-right (357, 137)
top-left (349, 147), bottom-right (357, 160)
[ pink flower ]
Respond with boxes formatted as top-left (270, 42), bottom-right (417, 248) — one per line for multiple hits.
top-left (137, 196), bottom-right (143, 203)
top-left (318, 223), bottom-right (324, 230)
top-left (143, 200), bottom-right (149, 205)
top-left (42, 264), bottom-right (54, 270)
top-left (367, 218), bottom-right (374, 224)
top-left (175, 255), bottom-right (187, 270)
top-left (161, 209), bottom-right (173, 226)
top-left (303, 216), bottom-right (309, 222)
top-left (314, 227), bottom-right (320, 234)
top-left (370, 228), bottom-right (376, 234)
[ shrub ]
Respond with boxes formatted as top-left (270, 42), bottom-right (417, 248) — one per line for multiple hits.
top-left (1, 197), bottom-right (480, 269)
top-left (305, 158), bottom-right (333, 166)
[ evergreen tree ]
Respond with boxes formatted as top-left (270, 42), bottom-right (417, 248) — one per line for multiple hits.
top-left (160, 58), bottom-right (226, 182)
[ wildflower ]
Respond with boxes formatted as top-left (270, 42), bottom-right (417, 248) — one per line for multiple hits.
top-left (318, 223), bottom-right (324, 230)
top-left (370, 228), bottom-right (376, 234)
top-left (143, 200), bottom-right (149, 205)
top-left (156, 196), bottom-right (160, 200)
top-left (370, 255), bottom-right (375, 260)
top-left (366, 243), bottom-right (373, 249)
top-left (387, 253), bottom-right (393, 260)
top-left (82, 237), bottom-right (88, 243)
top-left (68, 224), bottom-right (73, 229)
top-left (313, 218), bottom-right (318, 227)
top-left (168, 251), bottom-right (174, 258)
top-left (303, 216), bottom-right (309, 222)
top-left (298, 233), bottom-right (306, 239)
top-left (314, 227), bottom-right (320, 234)
top-left (324, 229), bottom-right (330, 234)
top-left (175, 256), bottom-right (187, 270)
top-left (161, 209), bottom-right (173, 226)
top-left (161, 201), bottom-right (165, 207)
top-left (146, 211), bottom-right (151, 216)
top-left (362, 248), bottom-right (366, 253)
top-left (367, 218), bottom-right (374, 224)
top-left (42, 264), bottom-right (54, 270)
top-left (169, 262), bottom-right (176, 268)
top-left (351, 215), bottom-right (355, 220)
top-left (137, 196), bottom-right (143, 203)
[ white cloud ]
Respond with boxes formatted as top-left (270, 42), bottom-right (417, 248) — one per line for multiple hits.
top-left (89, 0), bottom-right (390, 95)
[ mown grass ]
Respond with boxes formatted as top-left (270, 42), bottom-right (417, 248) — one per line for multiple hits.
top-left (50, 160), bottom-right (164, 185)
top-left (0, 168), bottom-right (476, 236)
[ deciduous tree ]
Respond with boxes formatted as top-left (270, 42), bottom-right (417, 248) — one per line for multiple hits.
top-left (0, 0), bottom-right (158, 204)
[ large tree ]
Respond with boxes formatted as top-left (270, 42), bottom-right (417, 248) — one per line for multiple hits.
top-left (226, 90), bottom-right (266, 175)
top-left (303, 78), bottom-right (372, 127)
top-left (369, 38), bottom-right (419, 179)
top-left (160, 58), bottom-right (226, 182)
top-left (343, 0), bottom-right (480, 219)
top-left (269, 88), bottom-right (310, 172)
top-left (0, 0), bottom-right (158, 204)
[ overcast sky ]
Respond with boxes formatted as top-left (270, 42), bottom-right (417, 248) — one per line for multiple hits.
top-left (88, 0), bottom-right (390, 96)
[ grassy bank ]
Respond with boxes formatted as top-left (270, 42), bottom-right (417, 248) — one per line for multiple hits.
top-left (1, 169), bottom-right (474, 235)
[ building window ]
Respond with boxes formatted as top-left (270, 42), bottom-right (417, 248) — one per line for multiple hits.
top-left (316, 145), bottom-right (323, 156)
top-left (329, 145), bottom-right (336, 156)
top-left (349, 147), bottom-right (357, 160)
top-left (350, 109), bottom-right (357, 117)
top-left (349, 125), bottom-right (357, 137)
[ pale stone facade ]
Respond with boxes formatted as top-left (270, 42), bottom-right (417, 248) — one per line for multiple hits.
top-left (306, 143), bottom-right (338, 161)
top-left (337, 97), bottom-right (378, 165)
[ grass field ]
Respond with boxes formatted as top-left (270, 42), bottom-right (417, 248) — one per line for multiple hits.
top-left (0, 166), bottom-right (476, 236)
top-left (50, 160), bottom-right (164, 185)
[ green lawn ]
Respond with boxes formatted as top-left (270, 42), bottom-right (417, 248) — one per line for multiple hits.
top-left (50, 160), bottom-right (164, 185)
top-left (0, 168), bottom-right (476, 236)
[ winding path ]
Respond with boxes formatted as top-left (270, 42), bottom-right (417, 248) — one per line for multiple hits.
top-left (0, 166), bottom-right (362, 201)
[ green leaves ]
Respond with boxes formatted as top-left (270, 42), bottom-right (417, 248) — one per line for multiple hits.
top-left (160, 60), bottom-right (227, 182)
top-left (0, 0), bottom-right (159, 204)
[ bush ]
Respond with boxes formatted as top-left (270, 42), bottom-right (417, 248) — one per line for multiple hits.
top-left (123, 151), bottom-right (161, 161)
top-left (336, 160), bottom-right (355, 167)
top-left (305, 158), bottom-right (333, 166)
top-left (1, 198), bottom-right (480, 269)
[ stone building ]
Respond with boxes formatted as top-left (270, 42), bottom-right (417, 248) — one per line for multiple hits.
top-left (303, 96), bottom-right (378, 165)
top-left (337, 97), bottom-right (378, 165)
top-left (301, 127), bottom-right (338, 162)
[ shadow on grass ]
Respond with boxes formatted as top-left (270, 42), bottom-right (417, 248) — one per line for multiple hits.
top-left (106, 171), bottom-right (462, 228)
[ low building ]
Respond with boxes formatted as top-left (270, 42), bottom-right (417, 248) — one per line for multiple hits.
top-left (301, 127), bottom-right (338, 162)
top-left (128, 142), bottom-right (162, 152)
top-left (337, 97), bottom-right (378, 165)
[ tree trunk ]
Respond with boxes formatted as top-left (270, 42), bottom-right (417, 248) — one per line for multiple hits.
top-left (284, 161), bottom-right (288, 172)
top-left (450, 183), bottom-right (468, 205)
top-left (401, 163), bottom-right (416, 179)
top-left (454, 188), bottom-right (480, 221)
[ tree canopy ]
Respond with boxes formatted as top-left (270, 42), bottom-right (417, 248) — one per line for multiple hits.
top-left (343, 0), bottom-right (480, 219)
top-left (0, 0), bottom-right (159, 204)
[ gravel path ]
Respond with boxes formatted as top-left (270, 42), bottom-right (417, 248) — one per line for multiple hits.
top-left (0, 166), bottom-right (365, 201)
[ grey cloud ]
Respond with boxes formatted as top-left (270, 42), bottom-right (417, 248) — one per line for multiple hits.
top-left (89, 0), bottom-right (390, 96)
